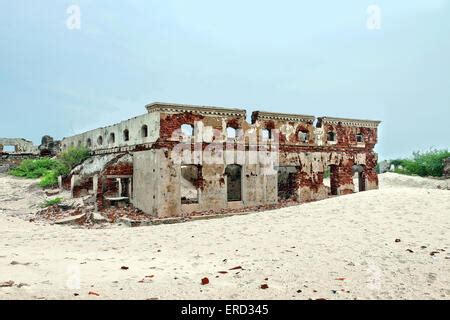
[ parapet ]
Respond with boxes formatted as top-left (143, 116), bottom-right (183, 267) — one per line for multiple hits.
top-left (317, 117), bottom-right (381, 128)
top-left (146, 102), bottom-right (247, 118)
top-left (251, 111), bottom-right (315, 124)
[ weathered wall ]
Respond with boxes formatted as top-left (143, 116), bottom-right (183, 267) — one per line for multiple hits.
top-left (60, 112), bottom-right (160, 153)
top-left (0, 138), bottom-right (37, 154)
top-left (0, 154), bottom-right (39, 173)
top-left (62, 102), bottom-right (381, 218)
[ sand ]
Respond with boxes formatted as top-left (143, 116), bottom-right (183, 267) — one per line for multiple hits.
top-left (0, 173), bottom-right (449, 300)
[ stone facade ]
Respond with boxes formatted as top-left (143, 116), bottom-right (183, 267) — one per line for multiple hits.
top-left (61, 102), bottom-right (381, 218)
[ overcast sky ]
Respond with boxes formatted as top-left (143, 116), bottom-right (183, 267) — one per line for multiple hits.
top-left (1, 0), bottom-right (449, 160)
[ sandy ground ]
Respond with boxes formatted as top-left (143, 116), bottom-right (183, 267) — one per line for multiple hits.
top-left (0, 173), bottom-right (449, 300)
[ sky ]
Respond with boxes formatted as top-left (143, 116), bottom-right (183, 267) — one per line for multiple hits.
top-left (0, 0), bottom-right (449, 160)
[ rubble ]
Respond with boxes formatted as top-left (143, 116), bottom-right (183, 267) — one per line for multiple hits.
top-left (55, 213), bottom-right (87, 225)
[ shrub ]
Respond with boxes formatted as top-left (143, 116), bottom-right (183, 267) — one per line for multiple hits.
top-left (10, 147), bottom-right (90, 189)
top-left (39, 170), bottom-right (59, 188)
top-left (389, 149), bottom-right (450, 177)
top-left (58, 147), bottom-right (90, 170)
top-left (41, 197), bottom-right (63, 208)
top-left (10, 158), bottom-right (62, 179)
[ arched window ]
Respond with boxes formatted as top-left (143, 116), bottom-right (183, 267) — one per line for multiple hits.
top-left (86, 139), bottom-right (92, 148)
top-left (227, 127), bottom-right (237, 139)
top-left (77, 141), bottom-right (82, 147)
top-left (356, 134), bottom-right (364, 143)
top-left (70, 142), bottom-right (75, 148)
top-left (262, 128), bottom-right (271, 140)
top-left (108, 133), bottom-right (115, 144)
top-left (123, 129), bottom-right (130, 142)
top-left (327, 131), bottom-right (336, 142)
top-left (97, 136), bottom-right (103, 146)
top-left (141, 125), bottom-right (148, 138)
top-left (298, 130), bottom-right (309, 143)
top-left (181, 124), bottom-right (194, 137)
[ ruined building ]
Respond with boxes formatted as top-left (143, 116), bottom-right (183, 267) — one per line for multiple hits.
top-left (0, 138), bottom-right (39, 173)
top-left (60, 102), bottom-right (381, 218)
top-left (0, 138), bottom-right (37, 154)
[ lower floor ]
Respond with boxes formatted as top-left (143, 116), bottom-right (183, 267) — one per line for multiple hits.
top-left (65, 149), bottom-right (378, 218)
top-left (132, 148), bottom-right (378, 218)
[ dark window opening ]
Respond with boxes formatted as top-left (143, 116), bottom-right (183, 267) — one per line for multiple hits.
top-left (324, 165), bottom-right (339, 196)
top-left (97, 136), bottom-right (103, 146)
top-left (141, 125), bottom-right (148, 138)
top-left (86, 139), bottom-right (92, 148)
top-left (327, 131), bottom-right (336, 142)
top-left (225, 164), bottom-right (242, 201)
top-left (123, 129), bottom-right (130, 142)
top-left (108, 133), bottom-right (115, 144)
top-left (356, 134), bottom-right (364, 143)
top-left (277, 166), bottom-right (298, 200)
top-left (120, 177), bottom-right (132, 198)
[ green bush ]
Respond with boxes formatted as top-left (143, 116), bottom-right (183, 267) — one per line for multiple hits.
top-left (58, 147), bottom-right (90, 169)
top-left (390, 149), bottom-right (450, 177)
top-left (10, 158), bottom-right (62, 179)
top-left (41, 197), bottom-right (63, 208)
top-left (39, 170), bottom-right (59, 188)
top-left (10, 147), bottom-right (90, 189)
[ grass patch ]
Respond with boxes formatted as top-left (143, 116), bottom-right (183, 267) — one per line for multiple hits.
top-left (41, 197), bottom-right (63, 208)
top-left (39, 170), bottom-right (60, 188)
top-left (9, 147), bottom-right (90, 188)
top-left (389, 149), bottom-right (450, 177)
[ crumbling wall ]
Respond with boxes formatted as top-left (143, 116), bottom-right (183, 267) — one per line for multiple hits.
top-left (0, 138), bottom-right (37, 154)
top-left (97, 154), bottom-right (133, 210)
top-left (38, 135), bottom-right (61, 156)
top-left (60, 103), bottom-right (381, 218)
top-left (60, 111), bottom-right (160, 154)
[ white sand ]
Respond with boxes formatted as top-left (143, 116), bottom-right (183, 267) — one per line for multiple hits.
top-left (0, 173), bottom-right (449, 300)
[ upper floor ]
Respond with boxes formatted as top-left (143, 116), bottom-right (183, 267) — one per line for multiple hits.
top-left (60, 102), bottom-right (381, 154)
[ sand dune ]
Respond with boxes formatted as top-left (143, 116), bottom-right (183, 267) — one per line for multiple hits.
top-left (0, 173), bottom-right (449, 300)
